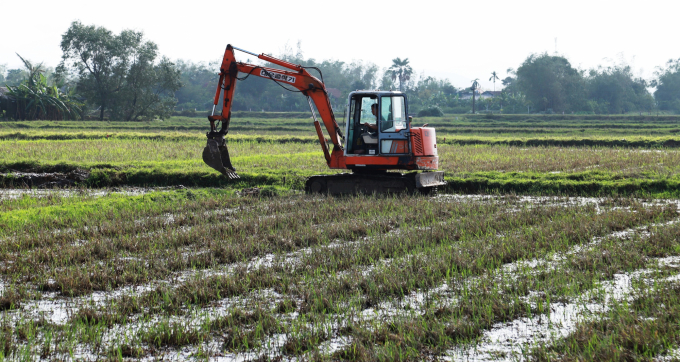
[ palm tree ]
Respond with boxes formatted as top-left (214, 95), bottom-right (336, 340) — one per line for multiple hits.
top-left (471, 78), bottom-right (480, 114)
top-left (489, 71), bottom-right (499, 92)
top-left (388, 58), bottom-right (413, 92)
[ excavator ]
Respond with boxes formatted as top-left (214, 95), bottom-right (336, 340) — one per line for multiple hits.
top-left (202, 45), bottom-right (446, 194)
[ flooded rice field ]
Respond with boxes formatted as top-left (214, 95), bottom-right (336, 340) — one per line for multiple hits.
top-left (1, 189), bottom-right (680, 360)
top-left (0, 186), bottom-right (182, 200)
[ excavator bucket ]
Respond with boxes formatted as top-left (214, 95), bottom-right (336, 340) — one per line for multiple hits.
top-left (202, 139), bottom-right (239, 179)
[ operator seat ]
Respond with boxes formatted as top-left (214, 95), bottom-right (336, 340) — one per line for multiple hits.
top-left (362, 132), bottom-right (378, 144)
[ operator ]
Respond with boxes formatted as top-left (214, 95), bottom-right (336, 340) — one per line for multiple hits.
top-left (362, 103), bottom-right (381, 131)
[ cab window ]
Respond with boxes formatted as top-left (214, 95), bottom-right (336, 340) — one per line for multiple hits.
top-left (380, 96), bottom-right (407, 132)
top-left (360, 98), bottom-right (377, 126)
top-left (346, 95), bottom-right (378, 154)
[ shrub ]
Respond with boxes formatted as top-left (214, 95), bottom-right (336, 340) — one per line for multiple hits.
top-left (417, 106), bottom-right (444, 117)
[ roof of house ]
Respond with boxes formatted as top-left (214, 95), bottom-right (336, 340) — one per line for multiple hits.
top-left (326, 87), bottom-right (342, 98)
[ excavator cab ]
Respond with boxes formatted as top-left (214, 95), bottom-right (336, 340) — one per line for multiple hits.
top-left (345, 91), bottom-right (411, 157)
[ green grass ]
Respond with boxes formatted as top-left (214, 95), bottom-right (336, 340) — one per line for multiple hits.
top-left (0, 191), bottom-right (678, 360)
top-left (3, 134), bottom-right (680, 195)
top-left (0, 138), bottom-right (329, 189)
top-left (2, 117), bottom-right (680, 359)
top-left (4, 114), bottom-right (680, 138)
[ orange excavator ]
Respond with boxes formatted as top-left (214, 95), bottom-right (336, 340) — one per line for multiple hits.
top-left (203, 45), bottom-right (445, 194)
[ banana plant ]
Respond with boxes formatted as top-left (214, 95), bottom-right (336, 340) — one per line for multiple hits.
top-left (2, 54), bottom-right (82, 120)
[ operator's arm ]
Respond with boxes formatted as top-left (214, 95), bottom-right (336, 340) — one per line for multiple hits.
top-left (363, 122), bottom-right (378, 131)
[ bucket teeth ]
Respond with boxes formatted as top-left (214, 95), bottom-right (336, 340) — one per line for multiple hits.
top-left (203, 140), bottom-right (239, 179)
top-left (224, 170), bottom-right (240, 179)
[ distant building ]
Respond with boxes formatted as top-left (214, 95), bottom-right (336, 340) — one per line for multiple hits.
top-left (480, 91), bottom-right (501, 99)
top-left (326, 88), bottom-right (342, 99)
top-left (326, 88), bottom-right (344, 112)
top-left (458, 90), bottom-right (480, 99)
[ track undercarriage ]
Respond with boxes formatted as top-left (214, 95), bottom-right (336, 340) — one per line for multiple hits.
top-left (305, 171), bottom-right (446, 195)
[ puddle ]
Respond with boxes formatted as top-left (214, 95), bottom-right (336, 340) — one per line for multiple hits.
top-left (208, 333), bottom-right (289, 362)
top-left (656, 255), bottom-right (680, 269)
top-left (656, 347), bottom-right (680, 361)
top-left (0, 188), bottom-right (101, 200)
top-left (200, 225), bottom-right (678, 362)
top-left (340, 216), bottom-right (680, 361)
top-left (86, 289), bottom-right (287, 361)
top-left (445, 267), bottom-right (679, 362)
top-left (17, 283), bottom-right (159, 325)
top-left (13, 237), bottom-right (316, 326)
top-left (0, 187), bottom-right (156, 200)
top-left (357, 216), bottom-right (679, 322)
top-left (10, 287), bottom-right (289, 360)
top-left (317, 335), bottom-right (353, 356)
top-left (22, 296), bottom-right (74, 325)
top-left (443, 252), bottom-right (680, 362)
top-left (502, 219), bottom-right (680, 277)
top-left (438, 194), bottom-right (680, 215)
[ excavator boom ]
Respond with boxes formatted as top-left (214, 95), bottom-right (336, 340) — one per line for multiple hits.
top-left (203, 45), bottom-right (345, 176)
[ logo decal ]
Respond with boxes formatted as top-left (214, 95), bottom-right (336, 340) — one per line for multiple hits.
top-left (260, 70), bottom-right (296, 84)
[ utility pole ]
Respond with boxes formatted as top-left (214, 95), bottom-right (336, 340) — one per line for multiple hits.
top-left (471, 79), bottom-right (480, 114)
top-left (472, 91), bottom-right (476, 114)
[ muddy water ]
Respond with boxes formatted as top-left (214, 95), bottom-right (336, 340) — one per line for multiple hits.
top-left (203, 214), bottom-right (680, 360)
top-left (0, 187), bottom-right (158, 200)
top-left (3, 194), bottom-right (680, 360)
top-left (445, 260), bottom-right (680, 362)
top-left (445, 274), bottom-right (633, 361)
top-left (115, 245), bottom-right (680, 360)
top-left (439, 232), bottom-right (680, 362)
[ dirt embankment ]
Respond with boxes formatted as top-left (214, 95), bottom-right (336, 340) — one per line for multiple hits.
top-left (0, 169), bottom-right (89, 188)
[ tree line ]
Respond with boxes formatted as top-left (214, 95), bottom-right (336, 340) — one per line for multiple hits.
top-left (2, 22), bottom-right (680, 121)
top-left (1, 22), bottom-right (181, 121)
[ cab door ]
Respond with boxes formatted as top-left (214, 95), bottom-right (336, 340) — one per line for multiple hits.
top-left (345, 94), bottom-right (378, 155)
top-left (378, 95), bottom-right (410, 155)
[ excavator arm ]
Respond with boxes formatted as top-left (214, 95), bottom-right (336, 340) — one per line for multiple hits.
top-left (203, 45), bottom-right (346, 177)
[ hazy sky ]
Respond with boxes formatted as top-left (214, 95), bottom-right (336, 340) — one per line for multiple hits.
top-left (2, 0), bottom-right (677, 90)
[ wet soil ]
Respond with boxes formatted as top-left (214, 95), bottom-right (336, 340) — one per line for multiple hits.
top-left (2, 193), bottom-right (679, 360)
top-left (0, 169), bottom-right (89, 188)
